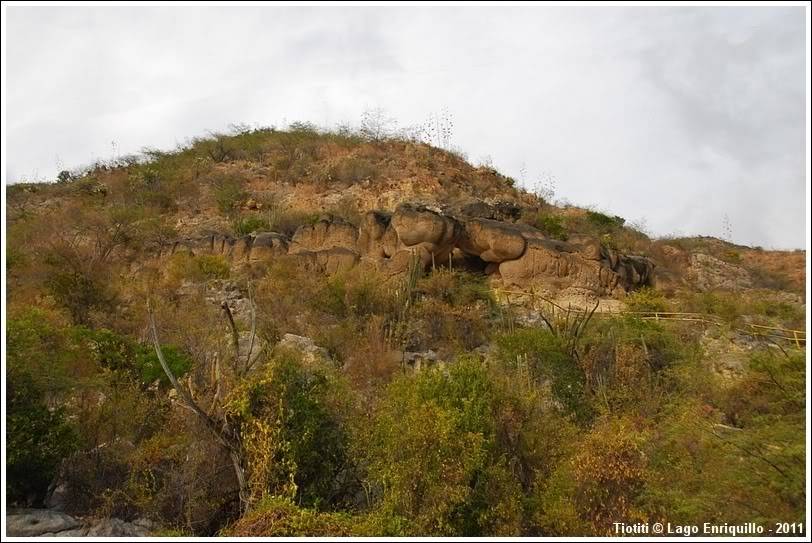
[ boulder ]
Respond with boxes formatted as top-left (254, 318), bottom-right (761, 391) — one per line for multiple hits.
top-left (289, 217), bottom-right (359, 254)
top-left (459, 200), bottom-right (522, 221)
top-left (499, 238), bottom-right (621, 295)
top-left (357, 211), bottom-right (391, 258)
top-left (6, 509), bottom-right (79, 537)
top-left (85, 518), bottom-right (150, 537)
top-left (388, 204), bottom-right (459, 262)
top-left (249, 232), bottom-right (288, 261)
top-left (458, 218), bottom-right (528, 263)
top-left (615, 255), bottom-right (656, 290)
top-left (294, 247), bottom-right (360, 275)
top-left (277, 334), bottom-right (332, 365)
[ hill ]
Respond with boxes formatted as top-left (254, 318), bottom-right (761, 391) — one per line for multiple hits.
top-left (5, 124), bottom-right (807, 536)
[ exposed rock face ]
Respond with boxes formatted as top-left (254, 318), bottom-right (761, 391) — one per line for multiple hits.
top-left (458, 218), bottom-right (528, 263)
top-left (249, 232), bottom-right (288, 261)
top-left (276, 334), bottom-right (332, 365)
top-left (6, 509), bottom-right (79, 536)
top-left (357, 210), bottom-right (392, 258)
top-left (159, 202), bottom-right (655, 296)
top-left (387, 203), bottom-right (460, 266)
top-left (688, 253), bottom-right (752, 291)
top-left (5, 509), bottom-right (153, 537)
top-left (289, 217), bottom-right (359, 254)
top-left (458, 200), bottom-right (522, 222)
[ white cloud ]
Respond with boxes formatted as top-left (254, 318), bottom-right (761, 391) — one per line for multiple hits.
top-left (4, 5), bottom-right (807, 248)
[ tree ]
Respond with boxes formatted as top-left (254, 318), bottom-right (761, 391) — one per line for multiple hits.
top-left (146, 289), bottom-right (260, 511)
top-left (360, 108), bottom-right (396, 143)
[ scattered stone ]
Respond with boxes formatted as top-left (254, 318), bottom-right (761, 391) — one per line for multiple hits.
top-left (276, 334), bottom-right (332, 365)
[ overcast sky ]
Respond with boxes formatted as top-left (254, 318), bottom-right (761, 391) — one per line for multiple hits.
top-left (4, 5), bottom-right (808, 249)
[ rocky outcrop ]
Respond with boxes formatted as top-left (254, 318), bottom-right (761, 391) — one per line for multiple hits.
top-left (5, 509), bottom-right (153, 537)
top-left (687, 253), bottom-right (752, 291)
top-left (276, 334), bottom-right (332, 365)
top-left (159, 203), bottom-right (655, 296)
top-left (289, 217), bottom-right (359, 254)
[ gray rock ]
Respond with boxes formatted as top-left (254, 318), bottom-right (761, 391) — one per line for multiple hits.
top-left (6, 509), bottom-right (79, 537)
top-left (85, 518), bottom-right (150, 537)
top-left (277, 334), bottom-right (332, 364)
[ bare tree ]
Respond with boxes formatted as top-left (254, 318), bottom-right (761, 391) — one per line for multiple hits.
top-left (146, 286), bottom-right (260, 511)
top-left (360, 107), bottom-right (396, 142)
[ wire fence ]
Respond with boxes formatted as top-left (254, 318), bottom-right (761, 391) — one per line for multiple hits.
top-left (493, 288), bottom-right (806, 349)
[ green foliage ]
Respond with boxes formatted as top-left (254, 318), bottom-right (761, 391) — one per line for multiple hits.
top-left (211, 173), bottom-right (247, 216)
top-left (642, 350), bottom-right (805, 527)
top-left (225, 352), bottom-right (353, 508)
top-left (586, 210), bottom-right (625, 232)
top-left (537, 417), bottom-right (650, 535)
top-left (625, 287), bottom-right (668, 313)
top-left (6, 369), bottom-right (79, 506)
top-left (365, 357), bottom-right (557, 536)
top-left (223, 496), bottom-right (358, 536)
top-left (233, 215), bottom-right (270, 236)
top-left (532, 213), bottom-right (568, 240)
top-left (135, 344), bottom-right (193, 386)
top-left (45, 267), bottom-right (114, 325)
top-left (495, 328), bottom-right (592, 424)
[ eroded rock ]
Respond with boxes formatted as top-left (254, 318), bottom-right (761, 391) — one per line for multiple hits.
top-left (161, 202), bottom-right (655, 296)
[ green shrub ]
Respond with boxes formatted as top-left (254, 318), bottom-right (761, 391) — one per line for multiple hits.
top-left (533, 214), bottom-right (568, 240)
top-left (223, 496), bottom-right (357, 536)
top-left (625, 287), bottom-right (668, 313)
top-left (495, 328), bottom-right (592, 423)
top-left (225, 352), bottom-right (354, 508)
top-left (366, 358), bottom-right (530, 536)
top-left (211, 174), bottom-right (247, 215)
top-left (233, 215), bottom-right (270, 236)
top-left (586, 211), bottom-right (625, 231)
top-left (135, 344), bottom-right (193, 386)
top-left (7, 369), bottom-right (78, 506)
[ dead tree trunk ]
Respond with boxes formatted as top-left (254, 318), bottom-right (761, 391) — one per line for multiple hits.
top-left (147, 298), bottom-right (256, 511)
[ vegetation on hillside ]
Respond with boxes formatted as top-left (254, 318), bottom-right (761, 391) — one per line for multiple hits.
top-left (5, 123), bottom-right (806, 535)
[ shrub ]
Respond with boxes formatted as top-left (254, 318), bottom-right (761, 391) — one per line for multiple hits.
top-left (165, 253), bottom-right (230, 284)
top-left (586, 211), bottom-right (625, 232)
top-left (624, 287), bottom-right (668, 313)
top-left (532, 214), bottom-right (568, 240)
top-left (327, 157), bottom-right (378, 185)
top-left (45, 267), bottom-right (114, 325)
top-left (223, 497), bottom-right (357, 536)
top-left (211, 174), bottom-right (247, 216)
top-left (6, 370), bottom-right (78, 506)
top-left (233, 215), bottom-right (270, 236)
top-left (365, 358), bottom-right (529, 536)
top-left (537, 417), bottom-right (649, 535)
top-left (224, 353), bottom-right (354, 508)
top-left (135, 344), bottom-right (193, 386)
top-left (494, 328), bottom-right (592, 424)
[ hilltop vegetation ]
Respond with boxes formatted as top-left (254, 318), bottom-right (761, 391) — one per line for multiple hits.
top-left (5, 123), bottom-right (806, 536)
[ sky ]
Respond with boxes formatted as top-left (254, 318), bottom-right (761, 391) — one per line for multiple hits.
top-left (3, 5), bottom-right (808, 249)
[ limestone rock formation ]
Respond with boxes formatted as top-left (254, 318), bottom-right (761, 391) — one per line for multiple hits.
top-left (159, 202), bottom-right (655, 296)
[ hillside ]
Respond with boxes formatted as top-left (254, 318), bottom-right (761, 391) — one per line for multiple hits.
top-left (5, 124), bottom-right (807, 536)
